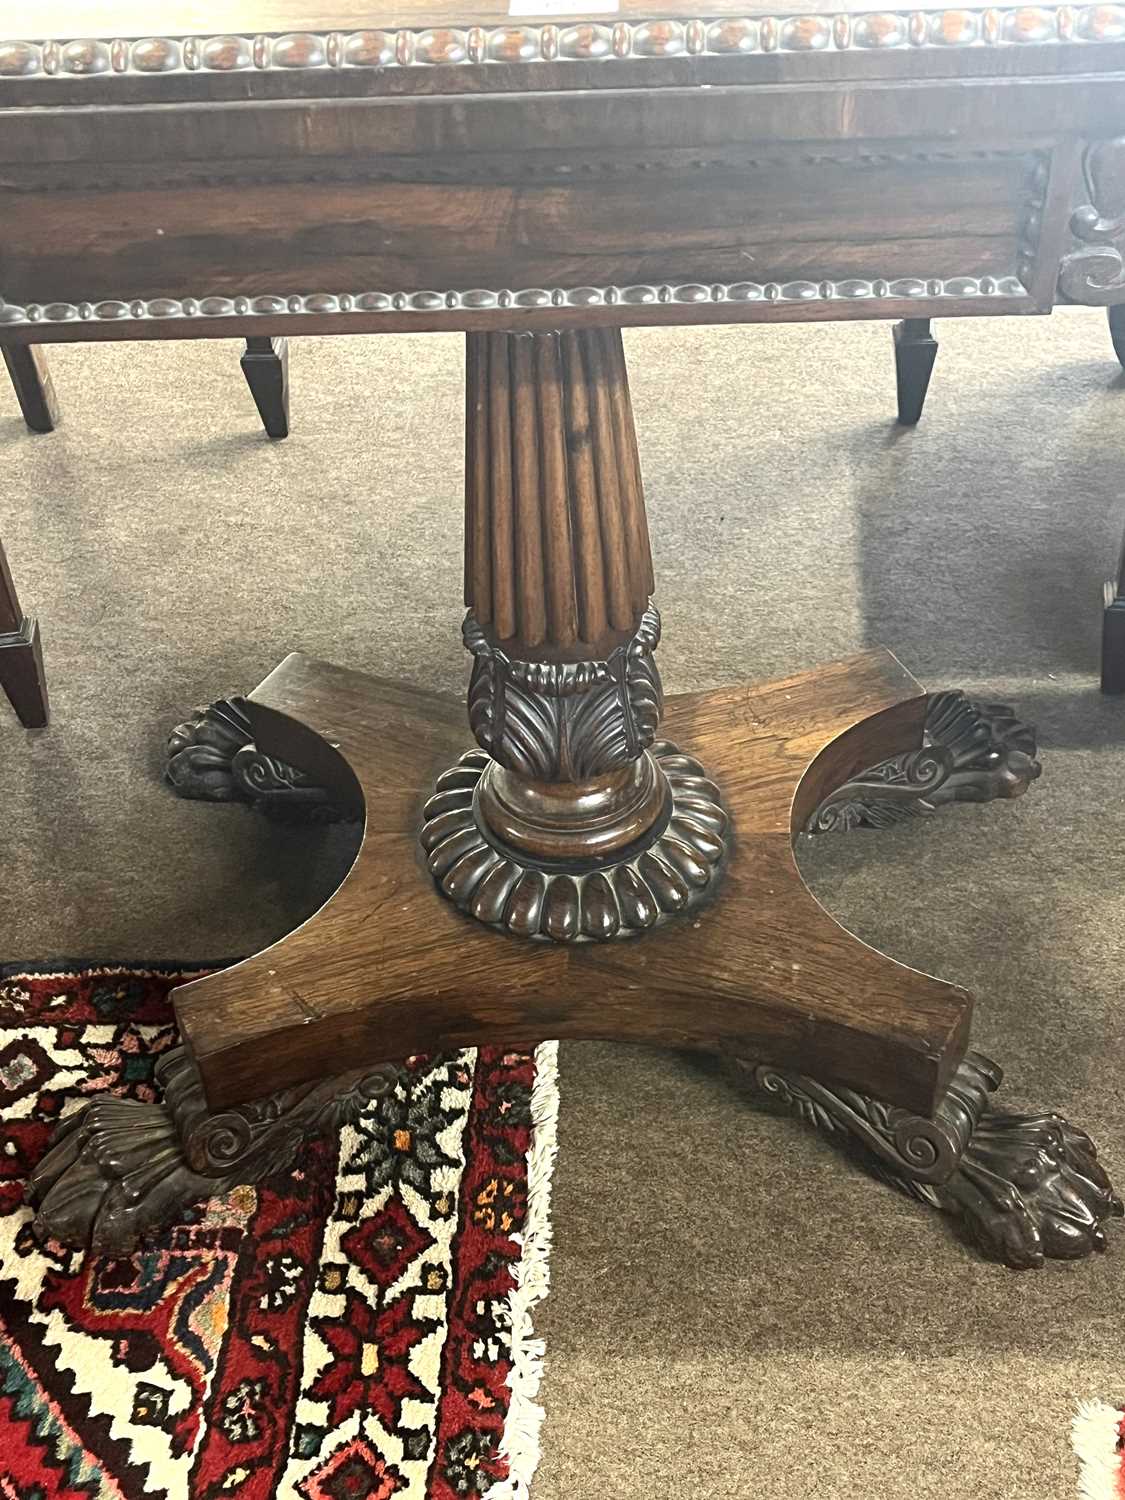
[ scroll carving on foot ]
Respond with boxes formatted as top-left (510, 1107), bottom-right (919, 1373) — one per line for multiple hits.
top-left (28, 1045), bottom-right (405, 1253)
top-left (805, 690), bottom-right (1040, 833)
top-left (165, 697), bottom-right (356, 820)
top-left (736, 1052), bottom-right (1122, 1268)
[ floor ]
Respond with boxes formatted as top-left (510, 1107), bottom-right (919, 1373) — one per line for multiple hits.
top-left (2, 312), bottom-right (1123, 1499)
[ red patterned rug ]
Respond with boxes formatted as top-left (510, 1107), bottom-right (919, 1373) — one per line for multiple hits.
top-left (1074, 1401), bottom-right (1125, 1499)
top-left (0, 965), bottom-right (558, 1500)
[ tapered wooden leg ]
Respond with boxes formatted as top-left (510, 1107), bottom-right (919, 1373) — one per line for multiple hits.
top-left (1102, 534), bottom-right (1125, 694)
top-left (2, 343), bottom-right (60, 434)
top-left (893, 317), bottom-right (939, 425)
top-left (0, 538), bottom-right (48, 727)
top-left (1109, 303), bottom-right (1125, 369)
top-left (1102, 308), bottom-right (1125, 692)
top-left (240, 335), bottom-right (289, 439)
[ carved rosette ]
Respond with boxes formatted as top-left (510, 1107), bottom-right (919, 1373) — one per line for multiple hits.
top-left (806, 690), bottom-right (1040, 833)
top-left (737, 1051), bottom-right (1122, 1267)
top-left (420, 739), bottom-right (728, 941)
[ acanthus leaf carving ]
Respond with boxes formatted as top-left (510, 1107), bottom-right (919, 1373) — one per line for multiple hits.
top-left (463, 605), bottom-right (662, 781)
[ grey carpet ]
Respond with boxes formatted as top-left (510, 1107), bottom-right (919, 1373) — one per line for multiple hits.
top-left (2, 312), bottom-right (1123, 1499)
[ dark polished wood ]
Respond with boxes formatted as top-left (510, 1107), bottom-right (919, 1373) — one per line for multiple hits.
top-left (0, 539), bottom-right (48, 728)
top-left (466, 328), bottom-right (651, 653)
top-left (2, 344), bottom-right (59, 434)
top-left (7, 0), bottom-right (1122, 1265)
top-left (893, 317), bottom-right (939, 426)
top-left (240, 334), bottom-right (290, 438)
top-left (1110, 302), bottom-right (1125, 369)
top-left (455, 327), bottom-right (708, 938)
top-left (2, 7), bottom-right (1123, 345)
top-left (1103, 305), bottom-right (1125, 694)
top-left (170, 649), bottom-right (967, 1115)
top-left (1102, 580), bottom-right (1125, 694)
top-left (28, 652), bottom-right (1120, 1263)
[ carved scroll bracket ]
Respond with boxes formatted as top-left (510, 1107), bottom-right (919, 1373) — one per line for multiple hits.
top-left (805, 691), bottom-right (1040, 834)
top-left (1059, 138), bottom-right (1125, 305)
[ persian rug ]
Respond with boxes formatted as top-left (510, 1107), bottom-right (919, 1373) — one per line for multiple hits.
top-left (0, 964), bottom-right (559, 1500)
top-left (1073, 1400), bottom-right (1125, 1499)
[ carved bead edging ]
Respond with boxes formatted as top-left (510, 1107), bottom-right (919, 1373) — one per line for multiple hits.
top-left (3, 7), bottom-right (1124, 81)
top-left (420, 741), bottom-right (729, 941)
top-left (0, 275), bottom-right (1029, 331)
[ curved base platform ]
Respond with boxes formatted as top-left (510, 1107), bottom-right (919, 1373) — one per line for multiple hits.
top-left (28, 647), bottom-right (1121, 1262)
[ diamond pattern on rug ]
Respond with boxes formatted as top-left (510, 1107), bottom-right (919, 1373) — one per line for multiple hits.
top-left (0, 966), bottom-right (557, 1500)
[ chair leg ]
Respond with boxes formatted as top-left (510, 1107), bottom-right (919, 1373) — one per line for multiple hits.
top-left (1103, 587), bottom-right (1125, 695)
top-left (2, 344), bottom-right (60, 434)
top-left (1109, 303), bottom-right (1125, 369)
top-left (0, 538), bottom-right (48, 728)
top-left (240, 336), bottom-right (289, 439)
top-left (1102, 308), bottom-right (1125, 693)
top-left (1102, 504), bottom-right (1125, 693)
top-left (893, 318), bottom-right (939, 426)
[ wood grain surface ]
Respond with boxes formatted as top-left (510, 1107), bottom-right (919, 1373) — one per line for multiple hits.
top-left (4, 2), bottom-right (1124, 339)
top-left (172, 649), bottom-right (972, 1119)
top-left (465, 328), bottom-right (651, 653)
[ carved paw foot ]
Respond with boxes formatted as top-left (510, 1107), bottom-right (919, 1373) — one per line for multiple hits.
top-left (28, 1093), bottom-right (224, 1255)
top-left (937, 1110), bottom-right (1123, 1268)
top-left (165, 697), bottom-right (355, 822)
top-left (737, 1050), bottom-right (1121, 1268)
top-left (28, 1045), bottom-right (404, 1252)
top-left (806, 691), bottom-right (1041, 833)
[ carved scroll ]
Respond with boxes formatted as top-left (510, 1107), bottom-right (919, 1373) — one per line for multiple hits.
top-left (1058, 139), bottom-right (1125, 305)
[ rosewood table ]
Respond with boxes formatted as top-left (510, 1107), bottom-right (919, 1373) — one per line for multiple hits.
top-left (4, 0), bottom-right (1122, 1267)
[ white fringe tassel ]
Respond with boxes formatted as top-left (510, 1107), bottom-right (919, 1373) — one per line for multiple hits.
top-left (1072, 1399), bottom-right (1124, 1500)
top-left (487, 1039), bottom-right (561, 1500)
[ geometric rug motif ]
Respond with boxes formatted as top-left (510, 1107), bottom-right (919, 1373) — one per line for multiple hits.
top-left (1074, 1400), bottom-right (1125, 1500)
top-left (0, 965), bottom-right (558, 1500)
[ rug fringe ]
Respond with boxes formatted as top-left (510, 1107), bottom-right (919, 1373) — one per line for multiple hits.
top-left (487, 1039), bottom-right (560, 1500)
top-left (1072, 1399), bottom-right (1125, 1500)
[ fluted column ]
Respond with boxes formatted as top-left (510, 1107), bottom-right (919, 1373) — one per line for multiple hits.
top-left (422, 326), bottom-right (727, 942)
top-left (464, 327), bottom-right (654, 657)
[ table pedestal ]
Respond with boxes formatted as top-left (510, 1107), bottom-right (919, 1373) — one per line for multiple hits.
top-left (29, 329), bottom-right (1121, 1269)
